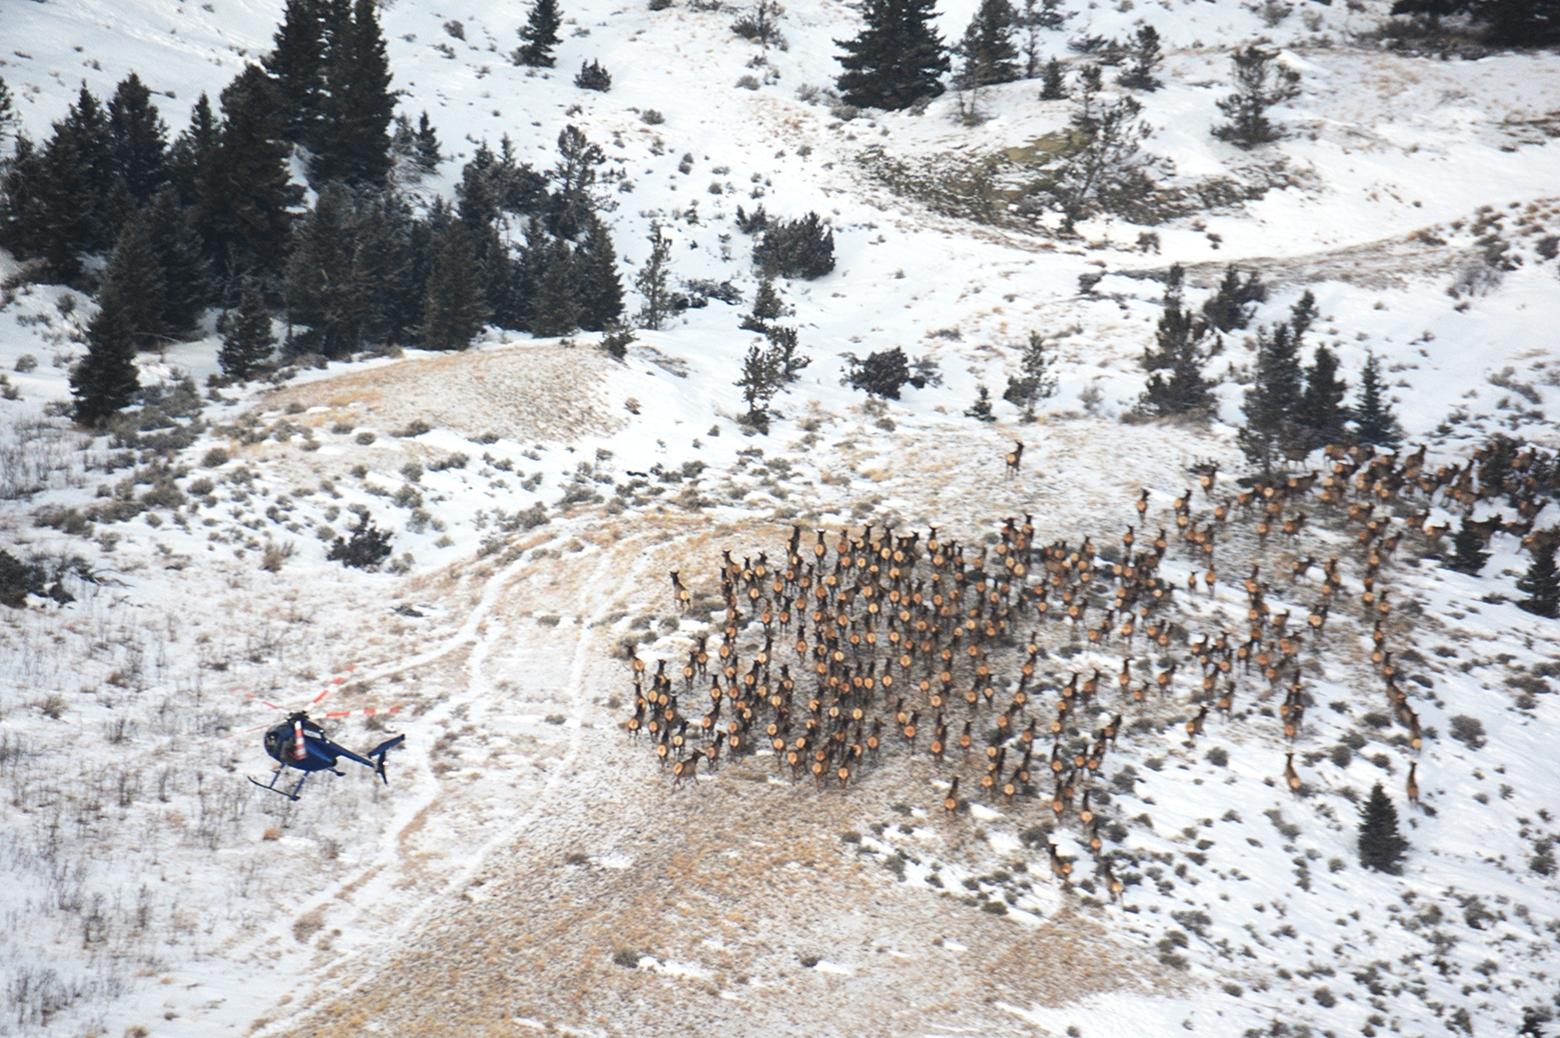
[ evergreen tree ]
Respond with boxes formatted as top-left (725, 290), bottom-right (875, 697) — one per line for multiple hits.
top-left (1288, 288), bottom-right (1319, 340)
top-left (1052, 67), bottom-right (1152, 229)
top-left (415, 112), bottom-right (442, 172)
top-left (1200, 265), bottom-right (1267, 332)
top-left (1447, 517), bottom-right (1490, 575)
top-left (741, 275), bottom-right (787, 332)
top-left (1297, 344), bottom-right (1348, 451)
top-left (1390, 0), bottom-right (1467, 17)
top-left (1471, 0), bottom-right (1560, 47)
top-left (1117, 25), bottom-right (1162, 91)
top-left (835, 0), bottom-right (950, 111)
top-left (516, 0), bottom-right (564, 67)
top-left (600, 322), bottom-right (635, 361)
top-left (421, 224), bottom-right (487, 349)
top-left (958, 0), bottom-right (1022, 87)
top-left (264, 0), bottom-right (329, 143)
top-left (106, 73), bottom-right (169, 203)
top-left (635, 222), bottom-right (673, 330)
top-left (284, 183), bottom-right (395, 358)
top-left (199, 66), bottom-right (299, 293)
top-left (70, 293), bottom-right (140, 426)
top-left (0, 135), bottom-right (46, 259)
top-left (1139, 265), bottom-right (1218, 418)
top-left (531, 239), bottom-right (580, 337)
top-left (101, 213), bottom-right (169, 351)
top-left (1213, 44), bottom-right (1301, 148)
top-left (166, 94), bottom-right (220, 207)
top-left (0, 76), bottom-right (16, 145)
top-left (1019, 0), bottom-right (1043, 79)
top-left (736, 342), bottom-right (783, 428)
top-left (1517, 538), bottom-right (1560, 618)
top-left (548, 124), bottom-right (605, 241)
top-left (575, 59), bottom-right (613, 92)
top-left (1003, 331), bottom-right (1057, 420)
top-left (1239, 323), bottom-right (1304, 474)
top-left (965, 383), bottom-right (998, 422)
top-left (313, 0), bottom-right (396, 185)
top-left (1357, 783), bottom-right (1408, 875)
top-left (219, 279), bottom-right (276, 380)
top-left (1353, 352), bottom-right (1402, 448)
top-left (505, 214), bottom-right (549, 330)
top-left (753, 212), bottom-right (835, 279)
top-left (765, 323), bottom-right (808, 382)
top-left (36, 85), bottom-right (117, 279)
top-left (1039, 58), bottom-right (1068, 100)
top-left (575, 213), bottom-right (624, 332)
top-left (142, 189), bottom-right (211, 334)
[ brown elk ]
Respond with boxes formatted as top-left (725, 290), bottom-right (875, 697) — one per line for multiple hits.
top-left (1405, 762), bottom-right (1420, 806)
top-left (1184, 704), bottom-right (1209, 741)
top-left (1006, 440), bottom-right (1025, 480)
top-left (1283, 752), bottom-right (1301, 794)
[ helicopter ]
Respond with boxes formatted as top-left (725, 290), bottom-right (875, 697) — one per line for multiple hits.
top-left (249, 710), bottom-right (406, 801)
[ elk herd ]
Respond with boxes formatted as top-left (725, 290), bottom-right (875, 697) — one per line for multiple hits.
top-left (623, 436), bottom-right (1557, 902)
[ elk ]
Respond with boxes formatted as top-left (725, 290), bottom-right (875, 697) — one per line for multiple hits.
top-left (1406, 761), bottom-right (1420, 807)
top-left (1185, 704), bottom-right (1208, 741)
top-left (1047, 839), bottom-right (1074, 884)
top-left (1006, 440), bottom-right (1025, 480)
top-left (1100, 860), bottom-right (1124, 902)
top-left (1283, 751), bottom-right (1301, 794)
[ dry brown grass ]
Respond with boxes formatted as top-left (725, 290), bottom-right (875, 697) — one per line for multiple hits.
top-left (263, 342), bottom-right (626, 444)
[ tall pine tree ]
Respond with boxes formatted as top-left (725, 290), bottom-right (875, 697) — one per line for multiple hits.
top-left (166, 94), bottom-right (220, 208)
top-left (515, 0), bottom-right (564, 67)
top-left (1353, 351), bottom-right (1402, 448)
top-left (635, 222), bottom-right (673, 330)
top-left (36, 85), bottom-right (117, 280)
top-left (70, 292), bottom-right (140, 426)
top-left (219, 279), bottom-right (276, 381)
top-left (1473, 0), bottom-right (1560, 47)
top-left (313, 0), bottom-right (396, 186)
top-left (101, 213), bottom-right (169, 351)
top-left (1357, 783), bottom-right (1408, 875)
top-left (1139, 266), bottom-right (1218, 418)
top-left (1212, 44), bottom-right (1301, 148)
top-left (284, 183), bottom-right (392, 357)
top-left (835, 0), bottom-right (950, 111)
top-left (264, 0), bottom-right (329, 144)
top-left (199, 65), bottom-right (300, 294)
top-left (1003, 331), bottom-right (1057, 421)
top-left (1447, 517), bottom-right (1490, 575)
top-left (958, 0), bottom-right (1021, 87)
top-left (1297, 344), bottom-right (1348, 451)
top-left (575, 214), bottom-right (624, 332)
top-left (1239, 322), bottom-right (1304, 474)
top-left (530, 239), bottom-right (580, 337)
top-left (1517, 537), bottom-right (1560, 618)
top-left (422, 223), bottom-right (487, 349)
top-left (106, 73), bottom-right (170, 204)
top-left (1118, 25), bottom-right (1163, 91)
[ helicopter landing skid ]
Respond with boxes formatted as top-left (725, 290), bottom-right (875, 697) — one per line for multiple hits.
top-left (248, 773), bottom-right (306, 801)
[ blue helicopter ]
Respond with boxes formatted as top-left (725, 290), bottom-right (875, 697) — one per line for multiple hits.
top-left (249, 710), bottom-right (406, 801)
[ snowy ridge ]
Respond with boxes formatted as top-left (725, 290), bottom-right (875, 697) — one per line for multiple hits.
top-left (1, 1), bottom-right (1559, 1036)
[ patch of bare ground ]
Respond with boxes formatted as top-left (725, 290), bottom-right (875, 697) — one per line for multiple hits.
top-left (280, 748), bottom-right (1165, 1038)
top-left (263, 341), bottom-right (627, 443)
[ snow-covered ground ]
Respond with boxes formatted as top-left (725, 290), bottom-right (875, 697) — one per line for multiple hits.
top-left (2, 1), bottom-right (1559, 1035)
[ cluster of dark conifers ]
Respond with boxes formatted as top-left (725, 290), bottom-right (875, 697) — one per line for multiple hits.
top-left (624, 437), bottom-right (1554, 892)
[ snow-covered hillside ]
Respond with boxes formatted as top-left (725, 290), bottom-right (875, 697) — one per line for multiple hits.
top-left (2, 1), bottom-right (1558, 1036)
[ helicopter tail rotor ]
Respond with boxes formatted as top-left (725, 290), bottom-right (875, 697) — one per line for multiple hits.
top-left (367, 734), bottom-right (407, 786)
